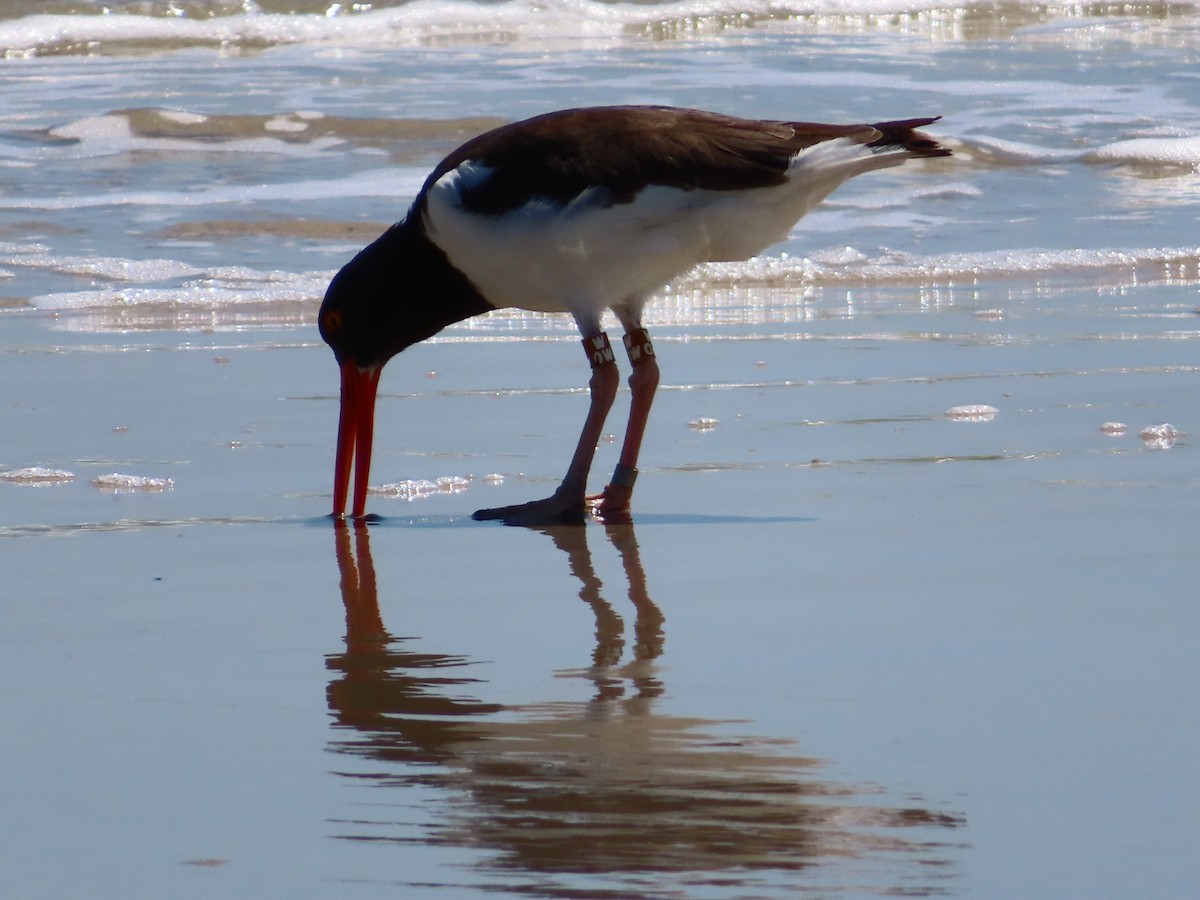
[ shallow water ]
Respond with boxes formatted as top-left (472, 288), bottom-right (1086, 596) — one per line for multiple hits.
top-left (3, 2), bottom-right (1200, 898)
top-left (4, 291), bottom-right (1198, 897)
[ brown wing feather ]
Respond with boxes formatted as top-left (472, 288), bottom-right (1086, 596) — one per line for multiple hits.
top-left (868, 117), bottom-right (952, 157)
top-left (419, 106), bottom-right (946, 216)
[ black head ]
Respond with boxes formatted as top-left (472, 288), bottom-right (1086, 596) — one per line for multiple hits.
top-left (318, 216), bottom-right (493, 519)
top-left (319, 245), bottom-right (395, 370)
top-left (318, 218), bottom-right (493, 370)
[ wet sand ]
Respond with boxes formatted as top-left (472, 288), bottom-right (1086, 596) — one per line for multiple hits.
top-left (2, 278), bottom-right (1198, 898)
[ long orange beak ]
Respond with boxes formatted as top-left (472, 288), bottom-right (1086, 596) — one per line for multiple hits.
top-left (332, 360), bottom-right (382, 518)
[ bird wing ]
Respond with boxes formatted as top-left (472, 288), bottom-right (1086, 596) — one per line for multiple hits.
top-left (416, 106), bottom-right (886, 216)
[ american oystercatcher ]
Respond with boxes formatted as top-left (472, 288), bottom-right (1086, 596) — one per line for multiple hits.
top-left (319, 105), bottom-right (950, 524)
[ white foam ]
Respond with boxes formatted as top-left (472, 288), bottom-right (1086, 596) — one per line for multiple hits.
top-left (0, 1), bottom-right (1171, 56)
top-left (12, 252), bottom-right (203, 283)
top-left (1139, 423), bottom-right (1180, 449)
top-left (18, 240), bottom-right (1200, 320)
top-left (0, 466), bottom-right (76, 485)
top-left (681, 245), bottom-right (1200, 288)
top-left (954, 135), bottom-right (1080, 165)
top-left (21, 258), bottom-right (329, 332)
top-left (31, 273), bottom-right (330, 311)
top-left (370, 475), bottom-right (472, 500)
top-left (157, 109), bottom-right (209, 126)
top-left (1084, 136), bottom-right (1200, 168)
top-left (91, 473), bottom-right (174, 492)
top-left (808, 246), bottom-right (869, 266)
top-left (957, 132), bottom-right (1200, 170)
top-left (39, 113), bottom-right (345, 162)
top-left (945, 404), bottom-right (997, 421)
top-left (3, 243), bottom-right (334, 311)
top-left (263, 116), bottom-right (311, 133)
top-left (0, 164), bottom-right (425, 209)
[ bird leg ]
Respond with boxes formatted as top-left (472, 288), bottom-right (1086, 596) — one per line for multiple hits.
top-left (473, 332), bottom-right (619, 525)
top-left (588, 327), bottom-right (659, 522)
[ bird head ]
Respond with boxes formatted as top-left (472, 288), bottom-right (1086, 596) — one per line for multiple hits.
top-left (318, 220), bottom-right (492, 519)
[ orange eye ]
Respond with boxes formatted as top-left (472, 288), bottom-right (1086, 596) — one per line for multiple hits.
top-left (322, 310), bottom-right (343, 335)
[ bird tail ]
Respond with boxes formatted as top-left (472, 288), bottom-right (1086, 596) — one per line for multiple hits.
top-left (867, 117), bottom-right (952, 158)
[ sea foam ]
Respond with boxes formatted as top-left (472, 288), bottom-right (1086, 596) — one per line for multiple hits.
top-left (91, 473), bottom-right (175, 492)
top-left (0, 466), bottom-right (76, 485)
top-left (15, 243), bottom-right (1200, 324)
top-left (1, 1), bottom-right (1189, 57)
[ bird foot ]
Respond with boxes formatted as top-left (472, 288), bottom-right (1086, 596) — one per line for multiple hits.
top-left (473, 492), bottom-right (588, 526)
top-left (586, 484), bottom-right (633, 524)
top-left (473, 484), bottom-right (635, 526)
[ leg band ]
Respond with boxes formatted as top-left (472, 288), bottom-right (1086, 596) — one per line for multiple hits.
top-left (583, 333), bottom-right (616, 369)
top-left (610, 463), bottom-right (638, 488)
top-left (622, 328), bottom-right (655, 367)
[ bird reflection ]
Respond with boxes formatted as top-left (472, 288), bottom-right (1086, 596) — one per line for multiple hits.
top-left (327, 522), bottom-right (502, 766)
top-left (534, 523), bottom-right (664, 701)
top-left (326, 521), bottom-right (963, 895)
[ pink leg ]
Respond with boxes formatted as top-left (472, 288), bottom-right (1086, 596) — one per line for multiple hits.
top-left (590, 327), bottom-right (660, 522)
top-left (473, 333), bottom-right (619, 525)
top-left (561, 334), bottom-right (621, 498)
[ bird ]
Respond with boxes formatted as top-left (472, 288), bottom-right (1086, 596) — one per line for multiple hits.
top-left (318, 105), bottom-right (950, 524)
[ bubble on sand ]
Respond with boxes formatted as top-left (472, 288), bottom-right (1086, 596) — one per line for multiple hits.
top-left (1, 466), bottom-right (75, 485)
top-left (1099, 422), bottom-right (1127, 435)
top-left (688, 417), bottom-right (720, 431)
top-left (91, 473), bottom-right (174, 492)
top-left (810, 245), bottom-right (868, 266)
top-left (945, 404), bottom-right (998, 422)
top-left (1139, 424), bottom-right (1179, 449)
top-left (371, 475), bottom-right (471, 501)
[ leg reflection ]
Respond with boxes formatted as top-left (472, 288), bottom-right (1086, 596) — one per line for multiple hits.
top-left (532, 524), bottom-right (666, 702)
top-left (607, 523), bottom-right (665, 700)
top-left (536, 525), bottom-right (625, 668)
top-left (535, 525), bottom-right (667, 710)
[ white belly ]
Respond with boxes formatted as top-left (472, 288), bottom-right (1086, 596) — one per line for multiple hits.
top-left (422, 138), bottom-right (900, 320)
